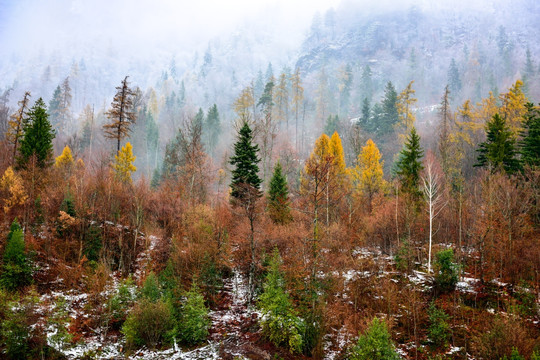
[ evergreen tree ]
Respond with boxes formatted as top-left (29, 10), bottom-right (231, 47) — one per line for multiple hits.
top-left (48, 85), bottom-right (62, 129)
top-left (204, 104), bottom-right (220, 153)
top-left (1, 219), bottom-right (32, 291)
top-left (360, 97), bottom-right (371, 130)
top-left (360, 65), bottom-right (373, 102)
top-left (176, 282), bottom-right (210, 345)
top-left (267, 161), bottom-right (292, 224)
top-left (230, 122), bottom-right (262, 201)
top-left (16, 98), bottom-right (55, 169)
top-left (103, 76), bottom-right (136, 153)
top-left (258, 248), bottom-right (303, 353)
top-left (380, 82), bottom-right (399, 135)
top-left (348, 318), bottom-right (400, 360)
top-left (520, 102), bottom-right (540, 167)
top-left (145, 110), bottom-right (159, 171)
top-left (324, 114), bottom-right (339, 135)
top-left (475, 113), bottom-right (520, 174)
top-left (448, 58), bottom-right (462, 94)
top-left (395, 127), bottom-right (424, 198)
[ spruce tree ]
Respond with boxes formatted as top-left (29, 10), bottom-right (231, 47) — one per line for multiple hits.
top-left (395, 127), bottom-right (424, 198)
top-left (48, 85), bottom-right (62, 129)
top-left (380, 81), bottom-right (399, 135)
top-left (16, 98), bottom-right (55, 169)
top-left (1, 219), bottom-right (32, 291)
top-left (229, 122), bottom-right (262, 201)
top-left (103, 76), bottom-right (136, 153)
top-left (204, 104), bottom-right (220, 153)
top-left (475, 113), bottom-right (520, 174)
top-left (520, 102), bottom-right (540, 168)
top-left (268, 161), bottom-right (292, 224)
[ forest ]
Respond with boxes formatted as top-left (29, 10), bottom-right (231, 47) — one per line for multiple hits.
top-left (0, 0), bottom-right (539, 359)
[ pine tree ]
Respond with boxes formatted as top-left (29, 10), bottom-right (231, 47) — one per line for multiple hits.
top-left (448, 58), bottom-right (461, 94)
top-left (395, 127), bottom-right (424, 198)
top-left (1, 219), bottom-right (32, 291)
top-left (360, 98), bottom-right (371, 130)
top-left (230, 122), bottom-right (262, 201)
top-left (103, 76), bottom-right (136, 153)
top-left (520, 102), bottom-right (540, 167)
top-left (48, 85), bottom-right (62, 129)
top-left (380, 82), bottom-right (399, 135)
top-left (258, 248), bottom-right (303, 353)
top-left (267, 162), bottom-right (292, 224)
top-left (7, 92), bottom-right (31, 165)
top-left (114, 142), bottom-right (137, 183)
top-left (355, 139), bottom-right (385, 213)
top-left (204, 104), bottom-right (220, 153)
top-left (177, 282), bottom-right (210, 345)
top-left (475, 113), bottom-right (520, 174)
top-left (16, 98), bottom-right (55, 169)
top-left (349, 318), bottom-right (400, 360)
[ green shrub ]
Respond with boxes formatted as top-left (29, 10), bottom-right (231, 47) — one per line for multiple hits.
top-left (428, 302), bottom-right (450, 348)
top-left (0, 219), bottom-right (33, 291)
top-left (122, 298), bottom-right (175, 349)
top-left (502, 347), bottom-right (525, 360)
top-left (105, 277), bottom-right (135, 330)
top-left (48, 296), bottom-right (73, 349)
top-left (258, 249), bottom-right (304, 354)
top-left (348, 318), bottom-right (400, 360)
top-left (176, 282), bottom-right (211, 345)
top-left (434, 249), bottom-right (459, 293)
top-left (140, 272), bottom-right (161, 302)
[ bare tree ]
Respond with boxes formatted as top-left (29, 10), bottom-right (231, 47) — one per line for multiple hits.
top-left (422, 152), bottom-right (447, 273)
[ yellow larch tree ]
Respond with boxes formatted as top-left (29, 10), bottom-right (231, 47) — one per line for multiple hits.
top-left (396, 81), bottom-right (417, 143)
top-left (354, 139), bottom-right (386, 213)
top-left (273, 72), bottom-right (289, 128)
top-left (0, 167), bottom-right (28, 213)
top-left (499, 79), bottom-right (528, 135)
top-left (329, 132), bottom-right (346, 173)
top-left (113, 142), bottom-right (137, 183)
top-left (233, 86), bottom-right (255, 130)
top-left (291, 67), bottom-right (304, 152)
top-left (55, 145), bottom-right (74, 169)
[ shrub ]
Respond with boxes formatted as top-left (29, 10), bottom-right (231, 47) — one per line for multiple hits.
top-left (105, 277), bottom-right (135, 330)
top-left (0, 219), bottom-right (33, 291)
top-left (434, 249), bottom-right (459, 293)
top-left (258, 249), bottom-right (304, 354)
top-left (122, 298), bottom-right (175, 349)
top-left (348, 317), bottom-right (400, 360)
top-left (428, 302), bottom-right (450, 348)
top-left (176, 282), bottom-right (211, 345)
top-left (140, 272), bottom-right (160, 302)
top-left (47, 296), bottom-right (73, 349)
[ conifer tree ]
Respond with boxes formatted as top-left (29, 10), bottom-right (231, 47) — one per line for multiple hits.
top-left (395, 127), bottom-right (424, 199)
top-left (380, 82), bottom-right (399, 135)
top-left (0, 167), bottom-right (28, 214)
top-left (274, 72), bottom-right (289, 128)
top-left (520, 102), bottom-right (540, 167)
top-left (16, 98), bottom-right (55, 169)
top-left (360, 98), bottom-right (371, 130)
top-left (355, 139), bottom-right (385, 213)
top-left (177, 282), bottom-right (211, 345)
top-left (7, 91), bottom-right (31, 165)
top-left (229, 122), bottom-right (262, 302)
top-left (48, 85), bottom-right (62, 129)
top-left (267, 162), bottom-right (292, 224)
top-left (448, 58), bottom-right (461, 94)
top-left (103, 76), bottom-right (136, 153)
top-left (324, 115), bottom-right (339, 136)
top-left (0, 219), bottom-right (32, 291)
top-left (114, 142), bottom-right (137, 183)
top-left (291, 67), bottom-right (304, 152)
top-left (499, 80), bottom-right (527, 135)
top-left (396, 81), bottom-right (417, 143)
top-left (349, 318), bottom-right (400, 360)
top-left (55, 145), bottom-right (74, 169)
top-left (204, 104), bottom-right (220, 153)
top-left (475, 113), bottom-right (520, 174)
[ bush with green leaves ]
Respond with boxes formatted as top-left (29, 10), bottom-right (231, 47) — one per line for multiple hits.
top-left (122, 298), bottom-right (175, 349)
top-left (428, 302), bottom-right (450, 348)
top-left (105, 277), bottom-right (135, 330)
top-left (501, 347), bottom-right (525, 360)
top-left (0, 219), bottom-right (33, 291)
top-left (258, 249), bottom-right (304, 354)
top-left (140, 272), bottom-right (161, 302)
top-left (434, 248), bottom-right (459, 293)
top-left (348, 317), bottom-right (400, 360)
top-left (175, 282), bottom-right (211, 345)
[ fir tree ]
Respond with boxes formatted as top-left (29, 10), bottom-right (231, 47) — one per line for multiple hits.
top-left (475, 113), bottom-right (520, 174)
top-left (380, 82), bottom-right (399, 135)
top-left (204, 104), bottom-right (220, 153)
top-left (395, 127), bottom-right (424, 198)
top-left (48, 85), bottom-right (62, 129)
top-left (448, 58), bottom-right (462, 94)
top-left (176, 281), bottom-right (210, 345)
top-left (520, 102), bottom-right (540, 168)
top-left (324, 114), bottom-right (339, 136)
top-left (16, 98), bottom-right (55, 169)
top-left (1, 219), bottom-right (32, 291)
top-left (348, 318), bottom-right (400, 360)
top-left (229, 122), bottom-right (262, 201)
top-left (360, 97), bottom-right (370, 130)
top-left (267, 161), bottom-right (292, 224)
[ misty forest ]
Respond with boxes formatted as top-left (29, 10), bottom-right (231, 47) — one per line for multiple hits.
top-left (0, 0), bottom-right (539, 359)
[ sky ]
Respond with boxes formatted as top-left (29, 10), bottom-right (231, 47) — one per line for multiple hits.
top-left (0, 0), bottom-right (341, 59)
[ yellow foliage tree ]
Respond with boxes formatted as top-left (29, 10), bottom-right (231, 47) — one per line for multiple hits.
top-left (0, 167), bottom-right (28, 213)
top-left (55, 145), bottom-right (74, 168)
top-left (233, 86), bottom-right (255, 130)
top-left (396, 81), bottom-right (417, 143)
top-left (499, 79), bottom-right (528, 135)
top-left (113, 142), bottom-right (137, 183)
top-left (354, 139), bottom-right (385, 212)
top-left (329, 132), bottom-right (346, 173)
